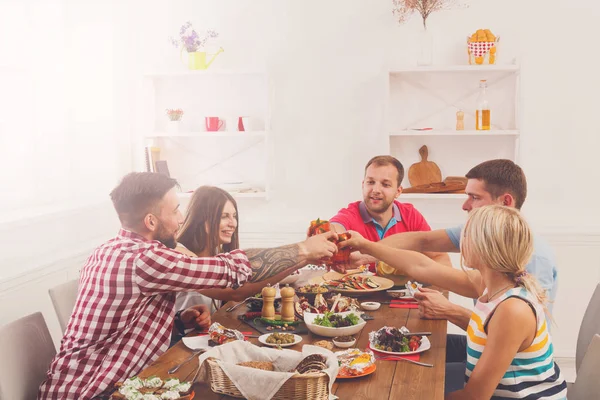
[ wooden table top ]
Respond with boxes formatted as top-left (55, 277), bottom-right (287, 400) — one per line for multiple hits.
top-left (138, 291), bottom-right (447, 400)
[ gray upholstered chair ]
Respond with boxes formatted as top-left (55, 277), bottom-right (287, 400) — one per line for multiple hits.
top-left (568, 334), bottom-right (600, 399)
top-left (567, 283), bottom-right (600, 399)
top-left (48, 279), bottom-right (78, 332)
top-left (574, 283), bottom-right (600, 371)
top-left (0, 312), bottom-right (56, 400)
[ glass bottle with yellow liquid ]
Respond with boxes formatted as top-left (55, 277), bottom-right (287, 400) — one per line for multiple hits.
top-left (476, 79), bottom-right (491, 130)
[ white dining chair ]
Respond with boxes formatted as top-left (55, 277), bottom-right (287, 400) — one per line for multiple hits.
top-left (48, 279), bottom-right (78, 332)
top-left (0, 312), bottom-right (56, 400)
top-left (568, 334), bottom-right (600, 400)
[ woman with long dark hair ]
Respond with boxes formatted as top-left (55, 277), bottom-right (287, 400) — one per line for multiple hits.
top-left (175, 186), bottom-right (294, 313)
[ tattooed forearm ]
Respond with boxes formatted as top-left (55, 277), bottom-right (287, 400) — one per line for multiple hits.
top-left (244, 244), bottom-right (307, 283)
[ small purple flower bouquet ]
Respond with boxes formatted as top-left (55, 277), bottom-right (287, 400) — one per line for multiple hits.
top-left (169, 21), bottom-right (219, 53)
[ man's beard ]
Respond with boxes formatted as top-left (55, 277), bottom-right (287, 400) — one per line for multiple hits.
top-left (155, 222), bottom-right (177, 249)
top-left (366, 197), bottom-right (393, 214)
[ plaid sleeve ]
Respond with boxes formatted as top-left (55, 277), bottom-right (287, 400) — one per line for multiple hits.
top-left (134, 247), bottom-right (252, 295)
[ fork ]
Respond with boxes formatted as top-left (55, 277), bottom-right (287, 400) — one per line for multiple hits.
top-left (375, 356), bottom-right (433, 368)
top-left (225, 297), bottom-right (253, 312)
top-left (168, 350), bottom-right (205, 374)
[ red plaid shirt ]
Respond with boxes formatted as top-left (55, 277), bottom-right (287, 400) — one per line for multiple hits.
top-left (38, 229), bottom-right (251, 399)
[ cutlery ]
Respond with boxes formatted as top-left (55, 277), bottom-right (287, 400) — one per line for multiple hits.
top-left (168, 350), bottom-right (205, 374)
top-left (375, 356), bottom-right (433, 368)
top-left (185, 365), bottom-right (202, 383)
top-left (225, 297), bottom-right (254, 312)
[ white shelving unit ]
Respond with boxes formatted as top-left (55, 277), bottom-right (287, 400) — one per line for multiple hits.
top-left (401, 193), bottom-right (467, 199)
top-left (390, 65), bottom-right (520, 73)
top-left (177, 191), bottom-right (268, 200)
top-left (146, 131), bottom-right (268, 139)
top-left (140, 69), bottom-right (273, 200)
top-left (386, 63), bottom-right (521, 200)
top-left (390, 129), bottom-right (519, 137)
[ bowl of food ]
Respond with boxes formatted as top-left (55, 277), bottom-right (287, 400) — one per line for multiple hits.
top-left (303, 311), bottom-right (366, 338)
top-left (360, 301), bottom-right (380, 311)
top-left (296, 284), bottom-right (329, 303)
top-left (332, 335), bottom-right (357, 348)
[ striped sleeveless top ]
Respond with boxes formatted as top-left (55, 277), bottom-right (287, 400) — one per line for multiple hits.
top-left (466, 287), bottom-right (567, 399)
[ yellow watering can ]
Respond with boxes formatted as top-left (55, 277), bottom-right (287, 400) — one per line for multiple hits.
top-left (181, 47), bottom-right (224, 70)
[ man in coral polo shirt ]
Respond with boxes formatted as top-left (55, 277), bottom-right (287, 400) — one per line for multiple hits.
top-left (330, 155), bottom-right (450, 272)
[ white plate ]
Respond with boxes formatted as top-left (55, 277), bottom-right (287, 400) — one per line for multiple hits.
top-left (182, 335), bottom-right (211, 351)
top-left (369, 336), bottom-right (431, 356)
top-left (258, 333), bottom-right (302, 347)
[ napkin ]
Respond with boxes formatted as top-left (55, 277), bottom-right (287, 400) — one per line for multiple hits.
top-left (389, 299), bottom-right (418, 309)
top-left (197, 341), bottom-right (339, 400)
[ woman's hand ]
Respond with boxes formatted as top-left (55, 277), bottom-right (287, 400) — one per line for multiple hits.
top-left (338, 230), bottom-right (368, 251)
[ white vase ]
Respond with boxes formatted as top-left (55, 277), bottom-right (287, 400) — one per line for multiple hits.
top-left (417, 27), bottom-right (433, 66)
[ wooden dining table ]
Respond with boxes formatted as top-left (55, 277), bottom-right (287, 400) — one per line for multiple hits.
top-left (137, 291), bottom-right (447, 400)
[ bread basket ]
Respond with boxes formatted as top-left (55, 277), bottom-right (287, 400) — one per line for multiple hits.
top-left (205, 357), bottom-right (330, 400)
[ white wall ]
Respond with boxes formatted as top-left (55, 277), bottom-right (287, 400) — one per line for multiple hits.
top-left (1, 0), bottom-right (599, 357)
top-left (123, 0), bottom-right (599, 358)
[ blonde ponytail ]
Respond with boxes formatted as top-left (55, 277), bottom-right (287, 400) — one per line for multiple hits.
top-left (513, 271), bottom-right (551, 320)
top-left (461, 205), bottom-right (550, 312)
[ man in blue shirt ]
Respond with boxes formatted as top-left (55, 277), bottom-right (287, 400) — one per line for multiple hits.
top-left (369, 159), bottom-right (558, 393)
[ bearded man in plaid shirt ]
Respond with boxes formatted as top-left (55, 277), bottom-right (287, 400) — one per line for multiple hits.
top-left (38, 172), bottom-right (338, 399)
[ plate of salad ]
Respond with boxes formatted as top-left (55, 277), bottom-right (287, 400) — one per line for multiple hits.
top-left (368, 326), bottom-right (430, 355)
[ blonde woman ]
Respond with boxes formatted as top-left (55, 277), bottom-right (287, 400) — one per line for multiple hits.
top-left (340, 205), bottom-right (566, 400)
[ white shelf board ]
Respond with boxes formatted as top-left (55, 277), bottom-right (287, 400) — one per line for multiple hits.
top-left (390, 64), bottom-right (519, 74)
top-left (401, 193), bottom-right (467, 199)
top-left (390, 130), bottom-right (519, 137)
top-left (145, 70), bottom-right (266, 78)
top-left (147, 131), bottom-right (267, 138)
top-left (178, 191), bottom-right (268, 199)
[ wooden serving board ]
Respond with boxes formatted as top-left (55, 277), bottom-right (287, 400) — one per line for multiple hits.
top-left (407, 145), bottom-right (442, 187)
top-left (403, 176), bottom-right (466, 194)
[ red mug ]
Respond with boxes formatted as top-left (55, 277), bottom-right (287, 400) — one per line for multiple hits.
top-left (205, 117), bottom-right (224, 132)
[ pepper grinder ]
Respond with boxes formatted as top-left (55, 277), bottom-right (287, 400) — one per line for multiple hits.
top-left (456, 110), bottom-right (465, 130)
top-left (261, 284), bottom-right (276, 320)
top-left (280, 284), bottom-right (296, 322)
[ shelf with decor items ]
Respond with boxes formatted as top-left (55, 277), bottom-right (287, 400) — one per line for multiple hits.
top-left (146, 131), bottom-right (268, 139)
top-left (386, 63), bottom-right (520, 200)
top-left (138, 70), bottom-right (273, 200)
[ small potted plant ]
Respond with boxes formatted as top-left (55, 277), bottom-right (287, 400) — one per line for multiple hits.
top-left (170, 21), bottom-right (223, 70)
top-left (166, 108), bottom-right (184, 133)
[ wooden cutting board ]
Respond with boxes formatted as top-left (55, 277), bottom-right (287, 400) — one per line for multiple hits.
top-left (408, 145), bottom-right (442, 187)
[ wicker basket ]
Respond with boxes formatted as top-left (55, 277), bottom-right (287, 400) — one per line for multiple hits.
top-left (206, 357), bottom-right (330, 400)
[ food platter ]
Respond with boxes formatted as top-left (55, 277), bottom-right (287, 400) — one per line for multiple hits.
top-left (337, 363), bottom-right (376, 379)
top-left (309, 271), bottom-right (394, 296)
